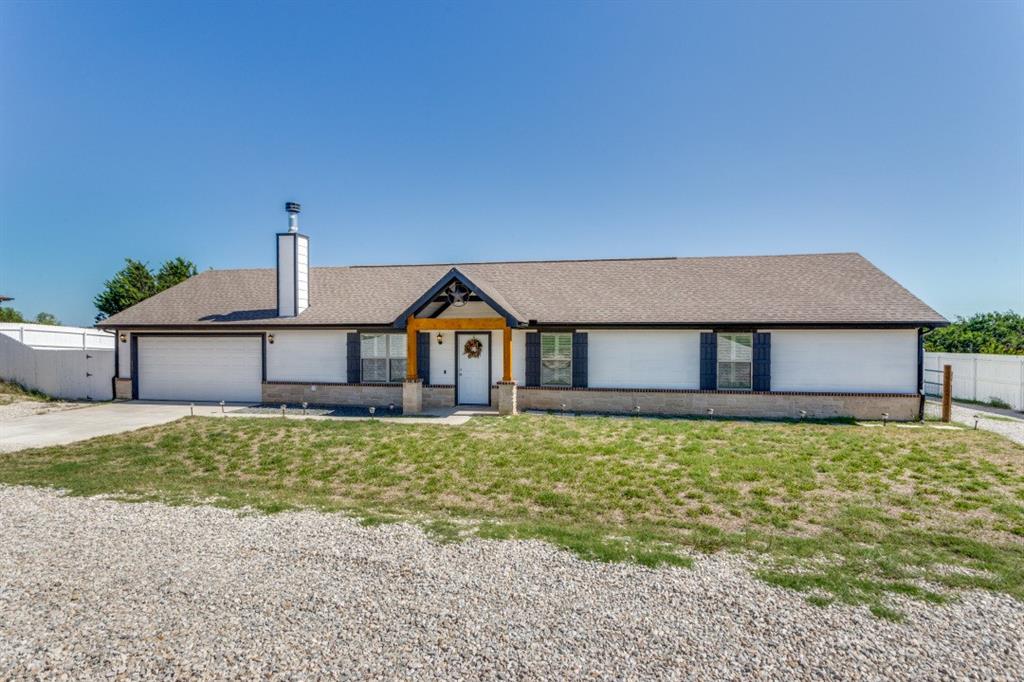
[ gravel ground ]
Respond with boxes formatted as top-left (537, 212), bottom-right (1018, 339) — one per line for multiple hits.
top-left (0, 399), bottom-right (89, 421)
top-left (926, 401), bottom-right (1024, 445)
top-left (0, 487), bottom-right (1021, 680)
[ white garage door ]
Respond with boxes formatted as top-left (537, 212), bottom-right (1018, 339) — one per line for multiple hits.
top-left (137, 336), bottom-right (262, 402)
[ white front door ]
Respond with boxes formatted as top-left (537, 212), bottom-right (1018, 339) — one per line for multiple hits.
top-left (456, 333), bottom-right (490, 405)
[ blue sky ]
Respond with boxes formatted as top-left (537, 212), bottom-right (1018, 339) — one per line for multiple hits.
top-left (1, 1), bottom-right (1021, 326)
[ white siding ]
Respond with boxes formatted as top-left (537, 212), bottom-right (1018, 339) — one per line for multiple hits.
top-left (429, 331), bottom-right (455, 384)
top-left (490, 329), bottom-right (528, 385)
top-left (118, 332), bottom-right (130, 378)
top-left (767, 329), bottom-right (917, 393)
top-left (585, 330), bottom-right (702, 389)
top-left (295, 235), bottom-right (309, 314)
top-left (277, 234), bottom-right (295, 317)
top-left (429, 329), bottom-right (527, 385)
top-left (437, 301), bottom-right (498, 319)
top-left (266, 330), bottom-right (348, 383)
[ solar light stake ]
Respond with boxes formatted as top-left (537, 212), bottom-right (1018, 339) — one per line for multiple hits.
top-left (302, 401), bottom-right (308, 415)
top-left (190, 403), bottom-right (194, 417)
top-left (281, 404), bottom-right (287, 418)
top-left (974, 414), bottom-right (980, 430)
top-left (882, 412), bottom-right (889, 426)
top-left (633, 405), bottom-right (641, 417)
top-left (219, 400), bottom-right (225, 414)
top-left (368, 406), bottom-right (376, 419)
top-left (707, 408), bottom-right (714, 418)
top-left (389, 403), bottom-right (395, 412)
top-left (561, 403), bottom-right (567, 415)
top-left (798, 410), bottom-right (807, 421)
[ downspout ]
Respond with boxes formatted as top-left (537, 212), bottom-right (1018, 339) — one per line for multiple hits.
top-left (112, 329), bottom-right (119, 400)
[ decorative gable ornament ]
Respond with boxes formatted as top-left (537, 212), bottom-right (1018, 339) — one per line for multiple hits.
top-left (445, 281), bottom-right (470, 307)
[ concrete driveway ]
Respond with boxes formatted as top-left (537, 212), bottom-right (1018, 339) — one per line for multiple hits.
top-left (0, 401), bottom-right (484, 453)
top-left (0, 402), bottom-right (242, 453)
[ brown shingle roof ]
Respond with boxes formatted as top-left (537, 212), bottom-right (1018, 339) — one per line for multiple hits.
top-left (97, 253), bottom-right (947, 328)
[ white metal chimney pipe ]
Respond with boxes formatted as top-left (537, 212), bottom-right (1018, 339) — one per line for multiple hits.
top-left (285, 201), bottom-right (301, 233)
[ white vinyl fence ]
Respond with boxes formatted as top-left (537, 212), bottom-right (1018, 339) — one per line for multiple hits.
top-left (923, 352), bottom-right (1024, 411)
top-left (0, 323), bottom-right (115, 401)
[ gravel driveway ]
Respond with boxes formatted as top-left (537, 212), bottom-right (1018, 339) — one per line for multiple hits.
top-left (0, 487), bottom-right (1021, 680)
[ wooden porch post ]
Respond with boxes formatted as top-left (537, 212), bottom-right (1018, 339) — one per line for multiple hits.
top-left (502, 326), bottom-right (512, 382)
top-left (406, 315), bottom-right (418, 380)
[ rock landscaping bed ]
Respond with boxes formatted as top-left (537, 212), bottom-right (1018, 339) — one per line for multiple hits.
top-left (233, 403), bottom-right (439, 418)
top-left (0, 486), bottom-right (1020, 680)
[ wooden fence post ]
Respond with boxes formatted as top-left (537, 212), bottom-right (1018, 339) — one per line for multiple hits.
top-left (941, 364), bottom-right (952, 423)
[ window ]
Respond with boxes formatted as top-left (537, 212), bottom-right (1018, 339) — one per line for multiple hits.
top-left (540, 333), bottom-right (572, 386)
top-left (361, 333), bottom-right (407, 382)
top-left (717, 333), bottom-right (752, 390)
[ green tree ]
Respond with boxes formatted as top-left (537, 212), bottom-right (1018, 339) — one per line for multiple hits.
top-left (93, 257), bottom-right (197, 322)
top-left (155, 257), bottom-right (198, 291)
top-left (924, 311), bottom-right (1024, 355)
top-left (33, 312), bottom-right (60, 326)
top-left (0, 307), bottom-right (24, 323)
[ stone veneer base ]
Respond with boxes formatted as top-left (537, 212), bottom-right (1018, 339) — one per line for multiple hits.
top-left (114, 378), bottom-right (132, 400)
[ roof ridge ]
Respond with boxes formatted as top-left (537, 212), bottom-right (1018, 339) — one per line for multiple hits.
top-left (344, 252), bottom-right (864, 269)
top-left (197, 252), bottom-right (865, 274)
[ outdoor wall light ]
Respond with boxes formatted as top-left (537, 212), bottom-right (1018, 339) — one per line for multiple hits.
top-left (436, 332), bottom-right (443, 345)
top-left (267, 334), bottom-right (274, 344)
top-left (119, 333), bottom-right (127, 343)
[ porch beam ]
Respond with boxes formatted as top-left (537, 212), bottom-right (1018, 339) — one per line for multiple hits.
top-left (406, 317), bottom-right (507, 331)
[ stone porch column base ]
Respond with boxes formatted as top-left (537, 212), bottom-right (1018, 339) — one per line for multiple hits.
top-left (402, 379), bottom-right (423, 415)
top-left (497, 380), bottom-right (518, 415)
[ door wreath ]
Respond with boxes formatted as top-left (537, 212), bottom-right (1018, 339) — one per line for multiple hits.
top-left (463, 337), bottom-right (483, 359)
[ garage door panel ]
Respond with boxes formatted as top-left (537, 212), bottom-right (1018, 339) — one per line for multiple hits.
top-left (138, 336), bottom-right (262, 402)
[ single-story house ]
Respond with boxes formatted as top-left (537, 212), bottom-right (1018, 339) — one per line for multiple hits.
top-left (97, 204), bottom-right (948, 419)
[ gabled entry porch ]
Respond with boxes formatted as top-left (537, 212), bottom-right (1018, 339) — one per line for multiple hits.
top-left (402, 315), bottom-right (517, 415)
top-left (393, 267), bottom-right (522, 416)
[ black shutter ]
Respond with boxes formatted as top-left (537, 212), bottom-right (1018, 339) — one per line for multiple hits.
top-left (700, 332), bottom-right (717, 390)
top-left (347, 332), bottom-right (361, 384)
top-left (417, 332), bottom-right (430, 383)
top-left (572, 332), bottom-right (588, 388)
top-left (525, 333), bottom-right (540, 386)
top-left (752, 332), bottom-right (771, 392)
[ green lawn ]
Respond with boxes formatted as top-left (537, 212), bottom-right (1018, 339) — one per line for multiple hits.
top-left (1, 414), bottom-right (1022, 619)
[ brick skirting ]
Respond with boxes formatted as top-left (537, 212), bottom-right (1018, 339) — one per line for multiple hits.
top-left (262, 382), bottom-right (403, 407)
top-left (126, 379), bottom-right (918, 420)
top-left (261, 382), bottom-right (457, 410)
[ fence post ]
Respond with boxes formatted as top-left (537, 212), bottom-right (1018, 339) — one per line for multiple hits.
top-left (942, 364), bottom-right (952, 423)
top-left (18, 325), bottom-right (24, 344)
